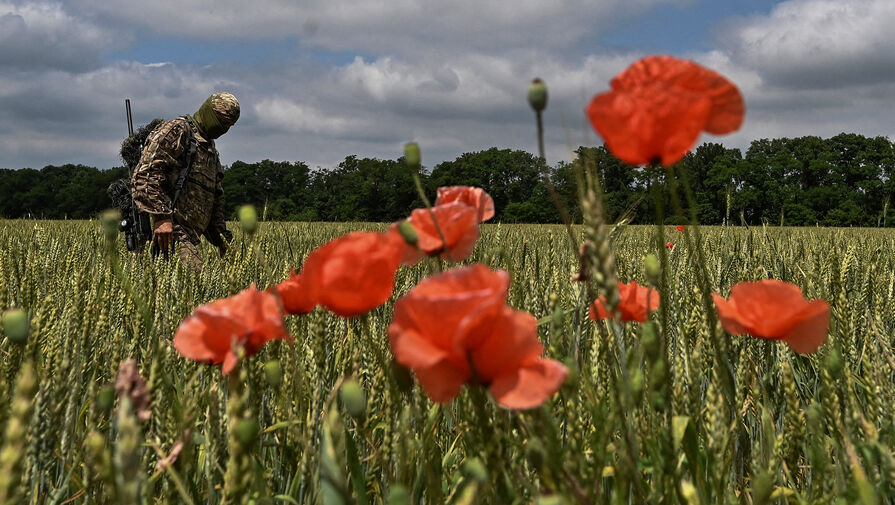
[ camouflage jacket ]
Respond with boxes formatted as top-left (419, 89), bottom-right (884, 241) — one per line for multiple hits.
top-left (131, 116), bottom-right (228, 246)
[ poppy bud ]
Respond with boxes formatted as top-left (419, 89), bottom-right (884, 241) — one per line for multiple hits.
top-left (641, 322), bottom-right (660, 362)
top-left (644, 254), bottom-right (661, 283)
top-left (238, 204), bottom-right (258, 235)
top-left (100, 209), bottom-right (121, 242)
top-left (96, 385), bottom-right (116, 412)
top-left (2, 308), bottom-right (29, 344)
top-left (826, 348), bottom-right (843, 376)
top-left (339, 377), bottom-right (367, 420)
top-left (528, 78), bottom-right (548, 112)
top-left (396, 220), bottom-right (418, 247)
top-left (404, 142), bottom-right (421, 170)
top-left (264, 360), bottom-right (282, 388)
top-left (629, 368), bottom-right (644, 402)
top-left (463, 457), bottom-right (488, 483)
top-left (234, 418), bottom-right (260, 446)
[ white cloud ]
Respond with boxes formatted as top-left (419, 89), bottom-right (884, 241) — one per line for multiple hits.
top-left (725, 0), bottom-right (895, 88)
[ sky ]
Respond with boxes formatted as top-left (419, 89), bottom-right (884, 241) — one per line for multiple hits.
top-left (1, 0), bottom-right (893, 171)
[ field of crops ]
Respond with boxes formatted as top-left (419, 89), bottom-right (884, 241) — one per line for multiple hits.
top-left (0, 217), bottom-right (894, 505)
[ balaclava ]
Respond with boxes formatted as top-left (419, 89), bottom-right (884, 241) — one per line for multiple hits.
top-left (192, 92), bottom-right (240, 139)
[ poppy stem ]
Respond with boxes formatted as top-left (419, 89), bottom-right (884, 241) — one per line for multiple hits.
top-left (410, 171), bottom-right (451, 259)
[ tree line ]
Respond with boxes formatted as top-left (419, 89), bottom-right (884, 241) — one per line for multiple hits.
top-left (1, 133), bottom-right (893, 226)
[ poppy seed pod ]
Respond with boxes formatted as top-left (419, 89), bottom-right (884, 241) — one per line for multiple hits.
top-left (2, 308), bottom-right (29, 344)
top-left (234, 419), bottom-right (260, 446)
top-left (238, 204), bottom-right (258, 234)
top-left (96, 385), bottom-right (116, 412)
top-left (404, 142), bottom-right (421, 170)
top-left (528, 78), bottom-right (548, 112)
top-left (339, 377), bottom-right (367, 420)
top-left (100, 209), bottom-right (121, 242)
top-left (264, 360), bottom-right (283, 388)
top-left (396, 220), bottom-right (418, 246)
top-left (644, 254), bottom-right (661, 283)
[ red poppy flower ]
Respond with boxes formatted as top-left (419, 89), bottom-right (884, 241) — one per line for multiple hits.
top-left (299, 231), bottom-right (405, 318)
top-left (404, 202), bottom-right (480, 263)
top-left (173, 285), bottom-right (290, 375)
top-left (676, 225), bottom-right (685, 231)
top-left (435, 186), bottom-right (495, 222)
top-left (589, 280), bottom-right (660, 323)
top-left (388, 264), bottom-right (567, 409)
top-left (712, 280), bottom-right (829, 354)
top-left (274, 271), bottom-right (316, 315)
top-left (586, 55), bottom-right (744, 167)
top-left (665, 242), bottom-right (675, 249)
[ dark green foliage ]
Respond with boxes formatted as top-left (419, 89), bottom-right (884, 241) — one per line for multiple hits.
top-left (1, 133), bottom-right (893, 225)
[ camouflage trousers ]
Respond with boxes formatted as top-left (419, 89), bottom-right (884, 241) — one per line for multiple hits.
top-left (146, 226), bottom-right (204, 270)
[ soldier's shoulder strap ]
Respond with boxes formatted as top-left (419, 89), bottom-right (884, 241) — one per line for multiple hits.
top-left (171, 115), bottom-right (199, 211)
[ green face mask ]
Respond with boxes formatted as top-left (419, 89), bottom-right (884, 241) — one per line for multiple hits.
top-left (192, 96), bottom-right (229, 139)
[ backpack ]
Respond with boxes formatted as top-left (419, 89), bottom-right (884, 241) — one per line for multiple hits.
top-left (107, 117), bottom-right (197, 251)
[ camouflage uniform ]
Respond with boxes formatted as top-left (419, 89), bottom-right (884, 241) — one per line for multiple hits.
top-left (131, 92), bottom-right (239, 269)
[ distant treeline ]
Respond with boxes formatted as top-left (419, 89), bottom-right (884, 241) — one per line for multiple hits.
top-left (1, 133), bottom-right (893, 226)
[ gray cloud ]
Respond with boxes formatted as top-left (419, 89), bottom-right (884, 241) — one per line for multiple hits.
top-left (1, 0), bottom-right (893, 173)
top-left (0, 1), bottom-right (122, 72)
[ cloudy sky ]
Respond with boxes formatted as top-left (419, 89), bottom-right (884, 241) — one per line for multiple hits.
top-left (1, 0), bottom-right (893, 171)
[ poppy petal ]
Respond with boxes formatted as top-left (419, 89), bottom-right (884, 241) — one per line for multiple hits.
top-left (172, 315), bottom-right (218, 363)
top-left (784, 300), bottom-right (830, 354)
top-left (712, 292), bottom-right (750, 336)
top-left (470, 308), bottom-right (543, 383)
top-left (435, 186), bottom-right (496, 222)
top-left (489, 358), bottom-right (568, 410)
top-left (415, 360), bottom-right (469, 403)
top-left (276, 272), bottom-right (316, 315)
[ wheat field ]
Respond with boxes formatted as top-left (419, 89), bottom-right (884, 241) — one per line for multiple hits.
top-left (0, 219), bottom-right (893, 504)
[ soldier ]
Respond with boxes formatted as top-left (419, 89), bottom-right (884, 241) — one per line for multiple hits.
top-left (131, 92), bottom-right (239, 269)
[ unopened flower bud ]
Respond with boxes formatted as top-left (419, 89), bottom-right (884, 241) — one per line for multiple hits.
top-left (2, 308), bottom-right (29, 344)
top-left (561, 357), bottom-right (579, 389)
top-left (826, 348), bottom-right (843, 376)
top-left (644, 254), bottom-right (661, 283)
top-left (404, 142), bottom-right (421, 170)
top-left (528, 78), bottom-right (548, 112)
top-left (641, 322), bottom-right (660, 362)
top-left (264, 360), bottom-right (282, 388)
top-left (396, 220), bottom-right (418, 246)
top-left (100, 209), bottom-right (121, 242)
top-left (96, 385), bottom-right (116, 412)
top-left (629, 368), bottom-right (644, 402)
top-left (339, 377), bottom-right (367, 420)
top-left (234, 418), bottom-right (260, 446)
top-left (238, 204), bottom-right (258, 235)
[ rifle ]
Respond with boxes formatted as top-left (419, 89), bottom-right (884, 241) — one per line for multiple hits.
top-left (107, 99), bottom-right (153, 252)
